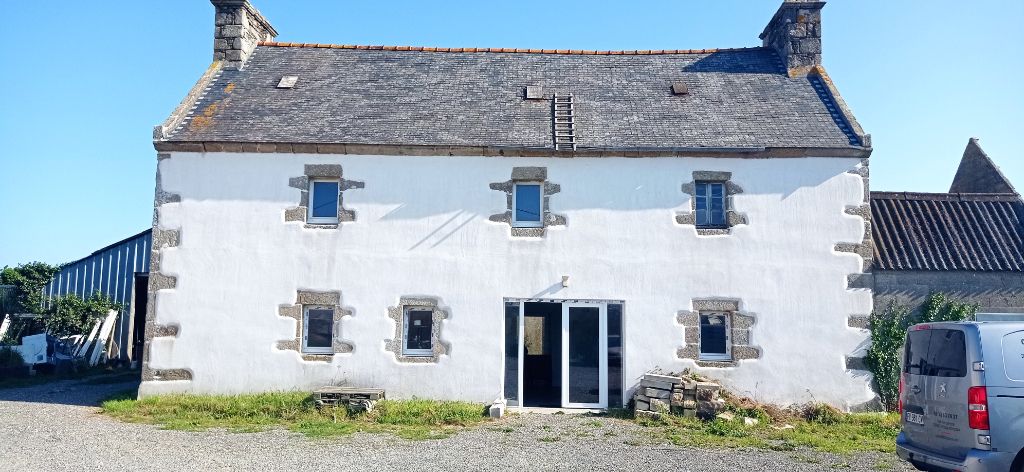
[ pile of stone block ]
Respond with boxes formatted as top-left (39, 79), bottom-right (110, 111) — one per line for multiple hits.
top-left (633, 372), bottom-right (725, 419)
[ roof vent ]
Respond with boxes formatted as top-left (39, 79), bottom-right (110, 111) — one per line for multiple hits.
top-left (525, 85), bottom-right (545, 100)
top-left (277, 76), bottom-right (299, 88)
top-left (671, 82), bottom-right (689, 95)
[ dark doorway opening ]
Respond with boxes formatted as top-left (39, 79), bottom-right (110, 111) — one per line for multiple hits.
top-left (522, 302), bottom-right (562, 407)
top-left (129, 273), bottom-right (148, 365)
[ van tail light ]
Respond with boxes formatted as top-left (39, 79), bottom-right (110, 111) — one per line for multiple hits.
top-left (968, 386), bottom-right (989, 430)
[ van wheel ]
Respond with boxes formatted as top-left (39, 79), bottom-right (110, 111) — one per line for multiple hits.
top-left (1012, 450), bottom-right (1024, 472)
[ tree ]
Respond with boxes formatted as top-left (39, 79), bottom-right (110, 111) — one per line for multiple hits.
top-left (0, 262), bottom-right (61, 315)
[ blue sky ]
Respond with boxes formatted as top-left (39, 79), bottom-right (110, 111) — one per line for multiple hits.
top-left (0, 0), bottom-right (1021, 268)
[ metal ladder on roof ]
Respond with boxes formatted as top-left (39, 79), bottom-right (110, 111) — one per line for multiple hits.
top-left (553, 93), bottom-right (577, 151)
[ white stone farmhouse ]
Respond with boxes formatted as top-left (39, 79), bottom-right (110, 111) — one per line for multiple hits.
top-left (142, 0), bottom-right (876, 409)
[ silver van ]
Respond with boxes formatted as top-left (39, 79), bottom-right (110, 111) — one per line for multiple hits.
top-left (896, 321), bottom-right (1024, 472)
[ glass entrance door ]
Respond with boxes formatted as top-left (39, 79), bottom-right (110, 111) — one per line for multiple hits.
top-left (561, 303), bottom-right (607, 408)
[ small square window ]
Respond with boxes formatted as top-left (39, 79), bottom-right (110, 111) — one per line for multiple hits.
top-left (699, 312), bottom-right (731, 361)
top-left (512, 183), bottom-right (543, 228)
top-left (403, 308), bottom-right (434, 356)
top-left (308, 180), bottom-right (340, 224)
top-left (695, 182), bottom-right (726, 228)
top-left (303, 307), bottom-right (334, 354)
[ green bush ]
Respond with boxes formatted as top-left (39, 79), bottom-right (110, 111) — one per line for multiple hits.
top-left (865, 293), bottom-right (976, 411)
top-left (43, 292), bottom-right (122, 337)
top-left (0, 346), bottom-right (24, 368)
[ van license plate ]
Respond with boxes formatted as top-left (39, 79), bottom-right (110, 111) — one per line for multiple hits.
top-left (905, 412), bottom-right (924, 425)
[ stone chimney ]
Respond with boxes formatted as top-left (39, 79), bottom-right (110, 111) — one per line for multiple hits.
top-left (759, 0), bottom-right (825, 77)
top-left (211, 0), bottom-right (277, 69)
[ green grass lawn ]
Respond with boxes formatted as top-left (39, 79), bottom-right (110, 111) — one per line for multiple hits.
top-left (633, 411), bottom-right (901, 454)
top-left (100, 391), bottom-right (491, 440)
top-left (100, 390), bottom-right (900, 453)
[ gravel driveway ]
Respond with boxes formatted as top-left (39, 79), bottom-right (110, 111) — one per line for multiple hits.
top-left (0, 377), bottom-right (913, 472)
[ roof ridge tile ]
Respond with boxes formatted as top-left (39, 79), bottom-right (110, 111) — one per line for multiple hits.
top-left (256, 41), bottom-right (764, 55)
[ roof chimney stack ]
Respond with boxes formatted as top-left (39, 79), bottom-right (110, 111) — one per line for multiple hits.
top-left (760, 0), bottom-right (825, 77)
top-left (211, 0), bottom-right (277, 69)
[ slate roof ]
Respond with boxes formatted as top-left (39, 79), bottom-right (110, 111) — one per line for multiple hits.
top-left (162, 44), bottom-right (866, 152)
top-left (871, 192), bottom-right (1024, 272)
top-left (950, 138), bottom-right (1017, 194)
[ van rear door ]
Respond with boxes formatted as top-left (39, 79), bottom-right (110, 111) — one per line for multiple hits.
top-left (921, 328), bottom-right (974, 459)
top-left (901, 327), bottom-right (975, 459)
top-left (901, 329), bottom-right (931, 449)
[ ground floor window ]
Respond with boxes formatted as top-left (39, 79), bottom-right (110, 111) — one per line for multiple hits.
top-left (699, 312), bottom-right (731, 361)
top-left (403, 308), bottom-right (434, 356)
top-left (302, 306), bottom-right (335, 354)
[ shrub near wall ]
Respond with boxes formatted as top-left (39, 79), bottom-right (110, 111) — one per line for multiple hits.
top-left (44, 292), bottom-right (121, 338)
top-left (865, 293), bottom-right (977, 411)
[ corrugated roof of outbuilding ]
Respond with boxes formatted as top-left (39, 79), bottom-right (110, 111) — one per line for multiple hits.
top-left (160, 43), bottom-right (867, 153)
top-left (871, 192), bottom-right (1024, 272)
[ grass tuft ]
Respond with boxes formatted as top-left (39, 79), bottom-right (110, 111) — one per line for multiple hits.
top-left (632, 410), bottom-right (901, 454)
top-left (101, 392), bottom-right (490, 440)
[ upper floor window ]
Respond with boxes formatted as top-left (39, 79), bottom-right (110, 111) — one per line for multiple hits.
top-left (694, 182), bottom-right (726, 228)
top-left (302, 306), bottom-right (335, 354)
top-left (308, 180), bottom-right (340, 224)
top-left (512, 182), bottom-right (543, 228)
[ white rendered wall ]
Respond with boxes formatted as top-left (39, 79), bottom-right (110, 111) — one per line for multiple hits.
top-left (140, 152), bottom-right (874, 409)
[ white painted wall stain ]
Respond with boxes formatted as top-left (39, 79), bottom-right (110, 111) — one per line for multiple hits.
top-left (141, 152), bottom-right (874, 409)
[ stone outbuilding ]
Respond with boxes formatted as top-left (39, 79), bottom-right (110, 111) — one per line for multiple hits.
top-left (865, 138), bottom-right (1023, 318)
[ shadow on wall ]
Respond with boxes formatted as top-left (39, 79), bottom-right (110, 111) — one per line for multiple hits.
top-left (874, 285), bottom-right (1024, 314)
top-left (364, 157), bottom-right (851, 221)
top-left (160, 154), bottom-right (850, 221)
top-left (405, 210), bottom-right (478, 250)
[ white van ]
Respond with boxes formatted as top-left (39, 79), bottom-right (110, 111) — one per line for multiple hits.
top-left (896, 321), bottom-right (1024, 471)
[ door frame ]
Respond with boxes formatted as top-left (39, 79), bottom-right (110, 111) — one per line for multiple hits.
top-left (506, 298), bottom-right (619, 409)
top-left (561, 302), bottom-right (608, 409)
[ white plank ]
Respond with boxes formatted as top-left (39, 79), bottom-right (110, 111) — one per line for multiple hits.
top-left (75, 319), bottom-right (102, 358)
top-left (89, 310), bottom-right (119, 366)
top-left (0, 314), bottom-right (10, 340)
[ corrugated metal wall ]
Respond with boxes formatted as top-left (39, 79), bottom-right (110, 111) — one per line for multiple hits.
top-left (41, 229), bottom-right (152, 360)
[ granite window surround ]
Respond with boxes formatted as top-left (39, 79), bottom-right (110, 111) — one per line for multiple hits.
top-left (676, 171), bottom-right (748, 235)
top-left (276, 290), bottom-right (354, 362)
top-left (489, 167), bottom-right (566, 237)
top-left (284, 164), bottom-right (364, 229)
top-left (385, 296), bottom-right (450, 363)
top-left (677, 298), bottom-right (760, 368)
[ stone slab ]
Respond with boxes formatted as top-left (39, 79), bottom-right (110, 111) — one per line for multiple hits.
top-left (643, 373), bottom-right (681, 384)
top-left (645, 388), bottom-right (672, 399)
top-left (640, 379), bottom-right (676, 391)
